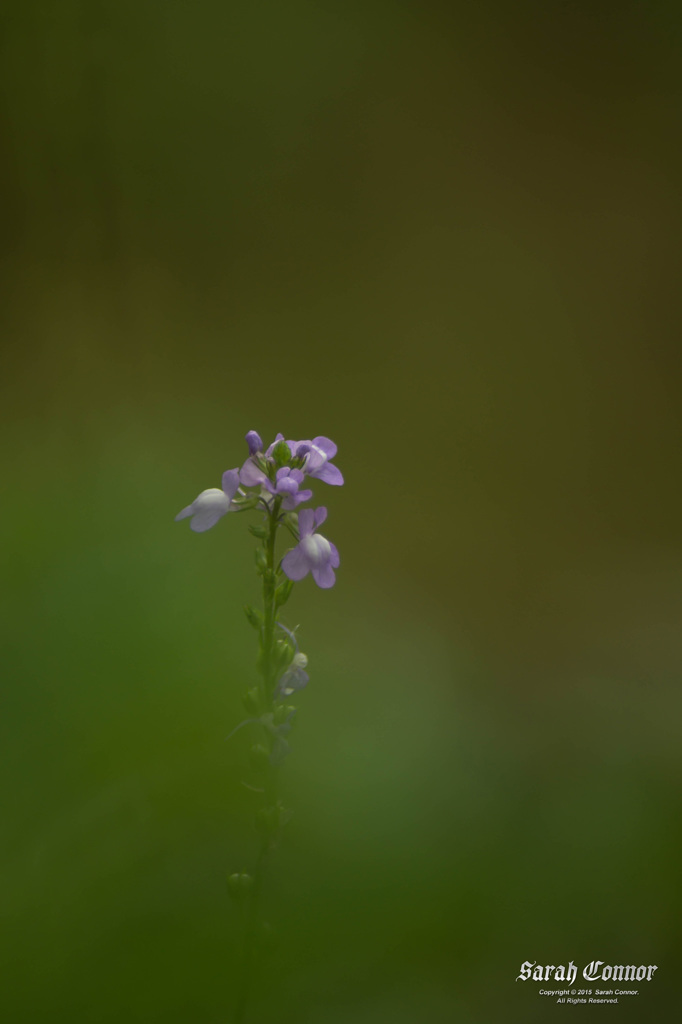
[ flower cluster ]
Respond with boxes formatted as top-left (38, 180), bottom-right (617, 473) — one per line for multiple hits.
top-left (175, 430), bottom-right (342, 589)
top-left (241, 432), bottom-right (343, 488)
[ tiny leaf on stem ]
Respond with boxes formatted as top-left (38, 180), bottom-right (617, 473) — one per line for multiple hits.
top-left (244, 605), bottom-right (264, 630)
top-left (275, 578), bottom-right (294, 607)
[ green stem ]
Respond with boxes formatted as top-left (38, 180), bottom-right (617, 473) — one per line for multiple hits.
top-left (261, 498), bottom-right (281, 703)
top-left (235, 498), bottom-right (282, 1022)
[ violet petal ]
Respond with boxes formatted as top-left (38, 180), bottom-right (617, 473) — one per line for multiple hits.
top-left (312, 563), bottom-right (336, 588)
top-left (281, 545), bottom-right (310, 581)
top-left (240, 458), bottom-right (267, 487)
top-left (312, 436), bottom-right (337, 459)
top-left (297, 508), bottom-right (316, 538)
top-left (313, 462), bottom-right (344, 486)
top-left (222, 468), bottom-right (240, 499)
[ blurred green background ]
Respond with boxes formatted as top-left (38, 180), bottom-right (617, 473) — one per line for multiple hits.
top-left (2, 2), bottom-right (681, 1021)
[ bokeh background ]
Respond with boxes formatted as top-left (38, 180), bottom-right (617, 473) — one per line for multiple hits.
top-left (2, 2), bottom-right (681, 1021)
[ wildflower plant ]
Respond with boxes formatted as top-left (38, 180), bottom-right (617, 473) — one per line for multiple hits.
top-left (175, 430), bottom-right (343, 1021)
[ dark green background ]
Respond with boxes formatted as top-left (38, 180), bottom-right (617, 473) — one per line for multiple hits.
top-left (2, 2), bottom-right (681, 1021)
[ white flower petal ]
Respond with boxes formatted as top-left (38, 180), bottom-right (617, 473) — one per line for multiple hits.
top-left (190, 509), bottom-right (227, 532)
top-left (176, 488), bottom-right (231, 532)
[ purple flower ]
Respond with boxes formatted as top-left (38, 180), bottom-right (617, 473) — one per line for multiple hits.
top-left (240, 452), bottom-right (312, 509)
top-left (275, 435), bottom-right (343, 486)
top-left (281, 507), bottom-right (340, 589)
top-left (295, 436), bottom-right (344, 486)
top-left (240, 432), bottom-right (344, 490)
top-left (264, 467), bottom-right (313, 511)
top-left (175, 469), bottom-right (241, 533)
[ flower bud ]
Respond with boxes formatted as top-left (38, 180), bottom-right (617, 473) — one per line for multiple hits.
top-left (245, 430), bottom-right (263, 455)
top-left (273, 639), bottom-right (294, 671)
top-left (227, 872), bottom-right (253, 899)
top-left (255, 548), bottom-right (268, 574)
top-left (272, 440), bottom-right (292, 468)
top-left (248, 523), bottom-right (268, 539)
